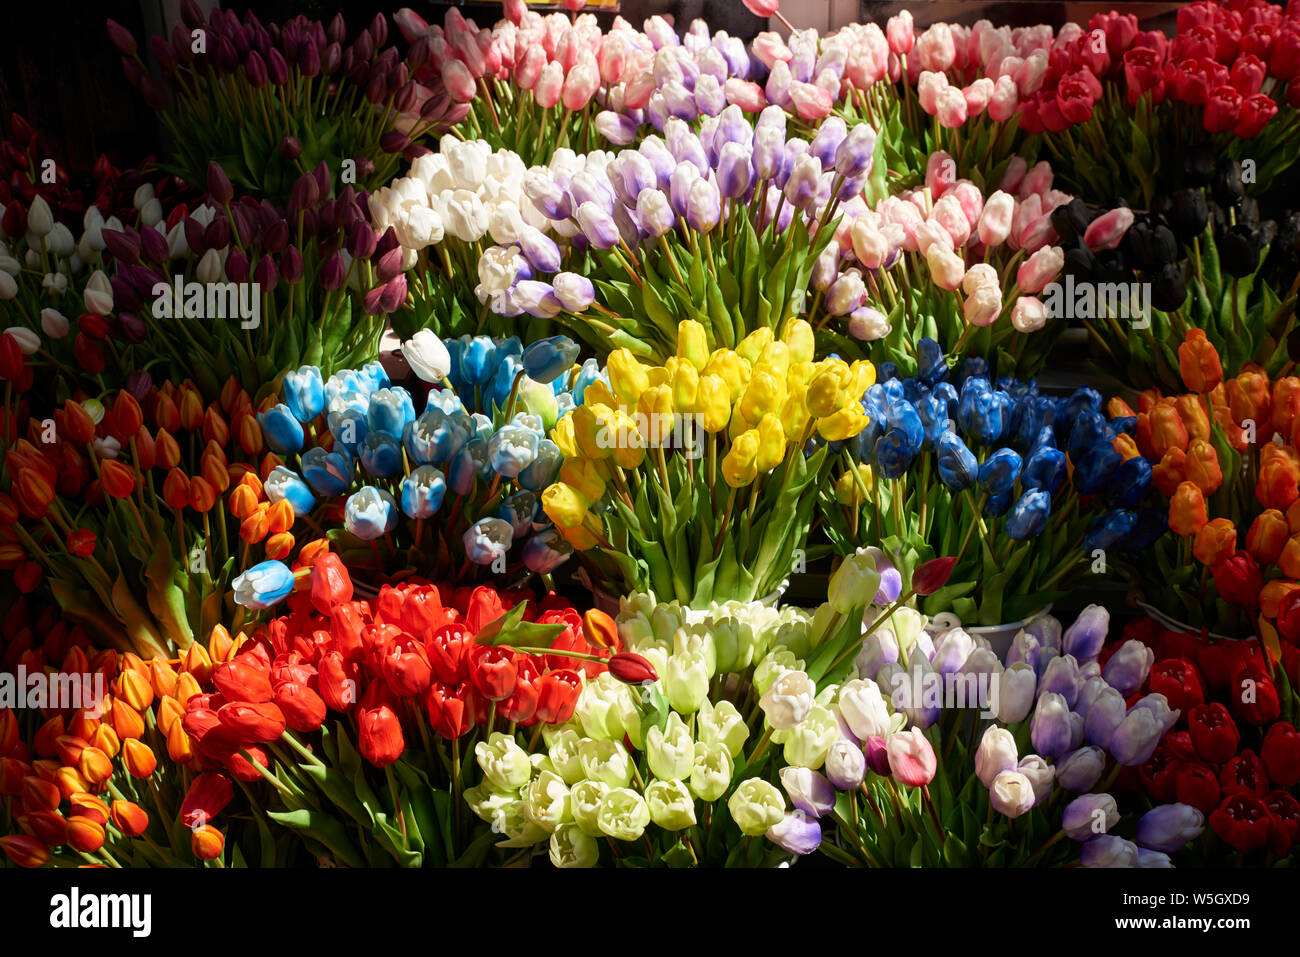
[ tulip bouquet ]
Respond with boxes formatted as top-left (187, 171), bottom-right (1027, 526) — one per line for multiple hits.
top-left (822, 345), bottom-right (1100, 627)
top-left (1075, 159), bottom-right (1298, 392)
top-left (97, 167), bottom-right (399, 397)
top-left (542, 319), bottom-right (874, 607)
top-left (0, 376), bottom-right (284, 657)
top-left (109, 3), bottom-right (461, 203)
top-left (822, 151), bottom-right (1077, 378)
top-left (1114, 617), bottom-right (1300, 862)
top-left (518, 104), bottom-right (884, 360)
top-left (820, 598), bottom-right (1204, 867)
top-left (230, 337), bottom-right (593, 601)
top-left (1083, 329), bottom-right (1300, 636)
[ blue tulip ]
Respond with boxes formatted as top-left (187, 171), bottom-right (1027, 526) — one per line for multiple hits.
top-left (519, 439), bottom-right (563, 491)
top-left (358, 361), bottom-right (390, 392)
top-left (1074, 445), bottom-right (1122, 495)
top-left (327, 409), bottom-right (367, 456)
top-left (344, 486), bottom-right (399, 540)
top-left (522, 525), bottom-right (573, 573)
top-left (1083, 510), bottom-right (1138, 552)
top-left (487, 354), bottom-right (524, 413)
top-left (1111, 415), bottom-right (1137, 436)
top-left (1022, 445), bottom-right (1067, 493)
top-left (958, 356), bottom-right (989, 384)
top-left (957, 379), bottom-right (1003, 446)
top-left (916, 337), bottom-right (947, 387)
top-left (259, 404), bottom-right (305, 455)
top-left (359, 431), bottom-right (404, 479)
top-left (977, 448), bottom-right (1022, 498)
top-left (985, 490), bottom-right (1013, 517)
top-left (425, 388), bottom-right (465, 416)
top-left (1006, 489), bottom-right (1052, 540)
top-left (877, 361), bottom-right (899, 381)
top-left (916, 393), bottom-right (949, 448)
top-left (572, 359), bottom-right (603, 405)
top-left (264, 466), bottom-right (316, 517)
top-left (932, 381), bottom-right (959, 418)
top-left (1011, 395), bottom-right (1055, 449)
top-left (879, 378), bottom-right (905, 405)
top-left (301, 446), bottom-right (353, 497)
top-left (282, 365), bottom-right (325, 423)
top-left (522, 336), bottom-right (580, 385)
top-left (900, 378), bottom-right (926, 405)
top-left (994, 375), bottom-right (1016, 393)
top-left (324, 370), bottom-right (371, 416)
top-left (444, 336), bottom-right (465, 387)
top-left (449, 438), bottom-right (490, 495)
top-left (464, 517), bottom-right (514, 566)
top-left (936, 431), bottom-right (978, 491)
top-left (1028, 425), bottom-right (1057, 453)
top-left (399, 465), bottom-right (447, 519)
top-left (1123, 509), bottom-right (1168, 550)
top-left (232, 560), bottom-right (295, 610)
top-left (366, 387), bottom-right (415, 437)
top-left (468, 413), bottom-right (494, 444)
top-left (498, 490), bottom-right (538, 538)
top-left (459, 335), bottom-right (498, 387)
top-left (873, 428), bottom-right (915, 479)
top-left (1067, 411), bottom-right (1107, 458)
top-left (403, 411), bottom-right (439, 465)
top-left (488, 424), bottom-right (540, 479)
top-left (884, 400), bottom-right (923, 455)
top-left (1105, 455), bottom-right (1152, 508)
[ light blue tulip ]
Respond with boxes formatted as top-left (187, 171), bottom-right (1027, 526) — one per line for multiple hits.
top-left (300, 446), bottom-right (353, 497)
top-left (498, 490), bottom-right (538, 538)
top-left (366, 386), bottom-right (415, 437)
top-left (464, 517), bottom-right (514, 565)
top-left (519, 439), bottom-right (563, 491)
top-left (359, 431), bottom-right (403, 479)
top-left (282, 365), bottom-right (325, 423)
top-left (327, 409), bottom-right (368, 456)
top-left (521, 526), bottom-right (573, 573)
top-left (264, 466), bottom-right (316, 516)
top-left (400, 465), bottom-right (447, 519)
top-left (259, 404), bottom-right (305, 455)
top-left (232, 560), bottom-right (295, 609)
top-left (344, 486), bottom-right (399, 540)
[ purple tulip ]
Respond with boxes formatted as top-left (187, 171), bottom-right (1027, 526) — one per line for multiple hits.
top-left (1135, 804), bottom-right (1205, 853)
top-left (714, 104), bottom-right (752, 151)
top-left (1079, 835), bottom-right (1138, 868)
top-left (552, 273), bottom-right (595, 312)
top-left (253, 254), bottom-right (279, 294)
top-left (280, 244), bottom-right (304, 284)
top-left (1030, 692), bottom-right (1072, 759)
top-left (320, 252), bottom-right (345, 291)
top-left (596, 111), bottom-right (639, 147)
top-left (569, 171), bottom-right (615, 216)
top-left (636, 190), bottom-right (676, 238)
top-left (715, 142), bottom-right (753, 200)
top-left (1062, 793), bottom-right (1118, 841)
top-left (779, 767), bottom-right (836, 818)
top-left (1102, 639), bottom-right (1154, 696)
top-left (575, 202), bottom-right (620, 250)
top-left (809, 117), bottom-right (848, 172)
top-left (670, 131), bottom-right (710, 176)
top-left (835, 124), bottom-right (878, 179)
top-left (1039, 655), bottom-right (1080, 708)
top-left (669, 164), bottom-right (701, 219)
top-left (517, 227), bottom-right (562, 274)
top-left (685, 178), bottom-right (721, 233)
top-left (766, 811), bottom-right (822, 855)
top-left (118, 313), bottom-right (147, 344)
top-left (1006, 630), bottom-right (1041, 673)
top-left (1056, 746), bottom-right (1106, 792)
top-left (783, 154), bottom-right (822, 209)
top-left (764, 187), bottom-right (796, 234)
top-left (638, 138), bottom-right (676, 189)
top-left (110, 275), bottom-right (140, 313)
top-left (1062, 604), bottom-right (1110, 663)
top-left (790, 44), bottom-right (816, 84)
top-left (525, 175), bottom-right (571, 222)
top-left (864, 735), bottom-right (891, 776)
top-left (1083, 686), bottom-right (1126, 749)
top-left (103, 227), bottom-right (141, 264)
top-left (1109, 705), bottom-right (1171, 767)
top-left (510, 280), bottom-right (562, 319)
top-left (753, 126), bottom-right (786, 181)
top-left (660, 81), bottom-right (698, 121)
top-left (694, 75), bottom-right (727, 116)
top-left (224, 248), bottom-right (250, 284)
top-left (619, 151), bottom-right (658, 201)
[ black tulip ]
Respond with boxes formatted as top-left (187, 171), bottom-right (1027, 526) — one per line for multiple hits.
top-left (1151, 262), bottom-right (1188, 311)
top-left (1183, 146), bottom-right (1216, 187)
top-left (1095, 250), bottom-right (1133, 285)
top-left (1220, 224), bottom-right (1263, 278)
top-left (1051, 198), bottom-right (1091, 245)
top-left (1214, 159), bottom-right (1246, 208)
top-left (1064, 242), bottom-right (1096, 280)
top-left (1169, 189), bottom-right (1209, 241)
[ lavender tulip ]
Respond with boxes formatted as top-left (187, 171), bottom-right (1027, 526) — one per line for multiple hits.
top-left (639, 137), bottom-right (676, 188)
top-left (931, 628), bottom-right (973, 676)
top-left (694, 74), bottom-right (727, 116)
top-left (669, 164), bottom-right (702, 219)
top-left (685, 178), bottom-right (722, 233)
top-left (1062, 793), bottom-right (1119, 840)
top-left (1074, 675), bottom-right (1109, 718)
top-left (1039, 655), bottom-right (1081, 708)
top-left (1135, 804), bottom-right (1205, 853)
top-left (825, 738), bottom-right (866, 790)
top-left (525, 174), bottom-right (571, 221)
top-left (835, 124), bottom-right (878, 179)
top-left (553, 273), bottom-right (595, 312)
top-left (1109, 705), bottom-right (1171, 767)
top-left (637, 190), bottom-right (676, 238)
top-left (975, 726), bottom-right (1018, 787)
top-left (569, 171), bottom-right (615, 215)
top-left (716, 142), bottom-right (754, 200)
top-left (809, 117), bottom-right (848, 172)
top-left (1079, 835), bottom-right (1138, 868)
top-left (1083, 686), bottom-right (1127, 749)
top-left (1017, 755), bottom-right (1054, 804)
top-left (779, 766), bottom-right (836, 818)
top-left (517, 227), bottom-right (562, 274)
top-left (1137, 849), bottom-right (1174, 868)
top-left (1102, 639), bottom-right (1155, 696)
top-left (619, 151), bottom-right (658, 201)
top-left (1006, 630), bottom-right (1041, 672)
top-left (997, 662), bottom-right (1037, 724)
top-left (1062, 604), bottom-right (1109, 662)
top-left (671, 130), bottom-right (710, 176)
top-left (766, 811), bottom-right (822, 855)
top-left (1030, 692), bottom-right (1072, 759)
top-left (575, 202), bottom-right (620, 250)
top-left (595, 110), bottom-right (638, 146)
top-left (1056, 746), bottom-right (1106, 791)
top-left (783, 154), bottom-right (822, 210)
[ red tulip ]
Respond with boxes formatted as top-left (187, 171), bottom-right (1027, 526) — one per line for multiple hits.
top-left (212, 658), bottom-right (273, 704)
top-left (1187, 702), bottom-right (1241, 764)
top-left (911, 557), bottom-right (957, 596)
top-left (497, 655), bottom-right (540, 725)
top-left (330, 601), bottom-right (368, 663)
top-left (468, 645), bottom-right (517, 701)
top-left (1220, 749), bottom-right (1270, 799)
top-left (1261, 722), bottom-right (1300, 787)
top-left (428, 623), bottom-right (470, 685)
top-left (1210, 551), bottom-right (1263, 610)
top-left (274, 683), bottom-right (327, 733)
top-left (1148, 658), bottom-right (1205, 713)
top-left (400, 587), bottom-right (446, 638)
top-left (310, 552), bottom-right (353, 616)
top-left (318, 651), bottom-right (360, 712)
top-left (180, 771), bottom-right (234, 829)
top-left (357, 703), bottom-right (404, 767)
top-left (1203, 84), bottom-right (1242, 132)
top-left (217, 700), bottom-right (287, 744)
top-left (223, 745), bottom-right (269, 783)
top-left (381, 636), bottom-right (433, 698)
top-left (1229, 664), bottom-right (1280, 726)
top-left (1264, 789), bottom-right (1300, 855)
top-left (1233, 92), bottom-right (1278, 137)
top-left (1175, 761), bottom-right (1222, 813)
top-left (425, 682), bottom-right (472, 739)
top-left (1209, 794), bottom-right (1271, 852)
top-left (181, 708), bottom-right (243, 760)
top-left (534, 669), bottom-right (582, 725)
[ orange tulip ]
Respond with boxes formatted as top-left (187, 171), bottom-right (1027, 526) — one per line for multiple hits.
top-left (77, 746), bottom-right (113, 786)
top-left (1273, 377), bottom-right (1300, 436)
top-left (0, 834), bottom-right (51, 868)
top-left (69, 792), bottom-right (109, 825)
top-left (1137, 388), bottom-right (1163, 414)
top-left (267, 500), bottom-right (295, 535)
top-left (110, 799), bottom-right (149, 837)
top-left (178, 385), bottom-right (204, 431)
top-left (188, 476), bottom-right (217, 513)
top-left (202, 455), bottom-right (230, 494)
top-left (1261, 579), bottom-right (1300, 619)
top-left (1107, 397), bottom-right (1137, 418)
top-left (166, 721), bottom-right (194, 763)
top-left (22, 774), bottom-right (61, 811)
top-left (66, 816), bottom-right (106, 853)
top-left (1169, 481), bottom-right (1209, 537)
top-left (1149, 403), bottom-right (1189, 458)
top-left (1173, 394), bottom-right (1211, 441)
top-left (54, 765), bottom-right (90, 800)
top-left (265, 532), bottom-right (295, 560)
top-left (156, 695), bottom-right (185, 738)
top-left (99, 460), bottom-right (139, 499)
top-left (162, 468), bottom-right (190, 510)
top-left (1112, 434), bottom-right (1140, 460)
top-left (202, 406), bottom-right (230, 447)
top-left (113, 670), bottom-right (154, 712)
top-left (88, 724), bottom-right (120, 759)
top-left (295, 538), bottom-right (330, 568)
top-left (121, 739), bottom-right (157, 779)
top-left (173, 672), bottom-right (203, 706)
top-left (110, 701), bottom-right (145, 741)
top-left (191, 824), bottom-right (225, 861)
top-left (236, 413), bottom-right (264, 456)
top-left (182, 643), bottom-right (214, 683)
top-left (1228, 371), bottom-right (1273, 441)
top-left (154, 392), bottom-right (181, 433)
top-left (1178, 328), bottom-right (1223, 394)
top-left (1184, 439), bottom-right (1223, 496)
top-left (1281, 537), bottom-right (1300, 579)
top-left (1257, 457), bottom-right (1300, 511)
top-left (1152, 448), bottom-right (1188, 498)
top-left (1247, 509), bottom-right (1289, 566)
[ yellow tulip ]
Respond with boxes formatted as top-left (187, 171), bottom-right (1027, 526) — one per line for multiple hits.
top-left (672, 362), bottom-right (699, 412)
top-left (755, 414), bottom-right (787, 473)
top-left (551, 413), bottom-right (580, 458)
top-left (739, 370), bottom-right (785, 423)
top-left (559, 457), bottom-right (608, 504)
top-left (646, 365), bottom-right (671, 388)
top-left (807, 358), bottom-right (852, 418)
top-left (542, 482), bottom-right (591, 529)
top-left (834, 464), bottom-right (874, 505)
top-left (722, 429), bottom-right (760, 487)
top-left (608, 349), bottom-right (650, 405)
top-left (609, 409), bottom-right (648, 469)
top-left (638, 385), bottom-right (676, 447)
top-left (559, 520), bottom-right (601, 551)
top-left (736, 327), bottom-right (774, 365)
top-left (728, 405), bottom-right (754, 442)
top-left (817, 405), bottom-right (870, 442)
top-left (677, 320), bottom-right (709, 370)
top-left (573, 404), bottom-right (615, 460)
top-left (704, 348), bottom-right (750, 402)
top-left (582, 378), bottom-right (619, 412)
top-left (696, 375), bottom-right (732, 434)
top-left (755, 341), bottom-right (791, 381)
top-left (782, 318), bottom-right (815, 364)
top-left (779, 390), bottom-right (810, 441)
top-left (848, 359), bottom-right (877, 399)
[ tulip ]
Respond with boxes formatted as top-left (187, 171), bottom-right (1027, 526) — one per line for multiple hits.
top-left (885, 727), bottom-right (936, 787)
top-left (975, 726), bottom-right (1018, 787)
top-left (1209, 794), bottom-right (1271, 853)
top-left (231, 560), bottom-right (295, 610)
top-left (1056, 746), bottom-right (1106, 792)
top-left (997, 662), bottom-right (1037, 724)
top-left (989, 770), bottom-right (1037, 818)
top-left (1136, 803), bottom-right (1205, 853)
top-left (1063, 793), bottom-right (1120, 840)
top-left (1080, 834), bottom-right (1139, 867)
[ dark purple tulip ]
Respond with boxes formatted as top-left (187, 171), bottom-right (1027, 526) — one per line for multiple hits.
top-left (230, 25), bottom-right (250, 59)
top-left (203, 216), bottom-right (231, 251)
top-left (320, 252), bottom-right (346, 291)
top-left (278, 135), bottom-right (302, 160)
top-left (123, 370), bottom-right (153, 403)
top-left (139, 226), bottom-right (169, 263)
top-left (123, 264), bottom-right (164, 297)
top-left (353, 31), bottom-right (374, 63)
top-left (245, 50), bottom-right (268, 87)
top-left (141, 77), bottom-right (169, 110)
top-left (102, 227), bottom-right (141, 264)
top-left (378, 274), bottom-right (406, 313)
top-left (290, 173), bottom-right (320, 214)
top-left (403, 143), bottom-right (432, 162)
top-left (388, 63), bottom-right (409, 96)
top-left (355, 157), bottom-right (375, 179)
top-left (369, 13), bottom-right (388, 48)
top-left (120, 56), bottom-right (145, 89)
top-left (312, 160), bottom-right (331, 198)
top-left (379, 131), bottom-right (409, 154)
top-left (106, 18), bottom-right (137, 56)
top-left (442, 103), bottom-right (471, 128)
top-left (225, 248), bottom-right (250, 283)
top-left (408, 36), bottom-right (430, 71)
top-left (310, 21), bottom-right (326, 52)
top-left (280, 245), bottom-right (304, 284)
top-left (262, 219), bottom-right (289, 253)
top-left (180, 218), bottom-right (205, 258)
top-left (147, 36), bottom-right (176, 75)
top-left (215, 36), bottom-right (239, 73)
top-left (300, 208), bottom-right (318, 237)
top-left (373, 225), bottom-right (399, 258)
top-left (322, 41), bottom-right (342, 75)
top-left (281, 29), bottom-right (300, 63)
top-left (300, 41), bottom-right (320, 78)
top-left (230, 205), bottom-right (258, 244)
top-left (170, 23), bottom-right (193, 64)
top-left (110, 275), bottom-right (141, 313)
top-left (362, 283), bottom-right (386, 316)
top-left (180, 0), bottom-right (205, 30)
top-left (864, 736), bottom-right (891, 776)
top-left (346, 59), bottom-right (369, 87)
top-left (365, 70), bottom-right (388, 105)
top-left (393, 78), bottom-right (419, 114)
top-left (346, 221), bottom-right (377, 259)
top-left (327, 13), bottom-right (346, 45)
top-left (374, 246), bottom-right (403, 282)
top-left (206, 162), bottom-right (234, 204)
top-left (253, 254), bottom-right (278, 293)
top-left (118, 313), bottom-right (147, 344)
top-left (267, 49), bottom-right (289, 85)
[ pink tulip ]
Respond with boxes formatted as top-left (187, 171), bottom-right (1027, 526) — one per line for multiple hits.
top-left (915, 220), bottom-right (955, 256)
top-left (931, 195), bottom-right (972, 247)
top-left (598, 34), bottom-right (626, 85)
top-left (851, 220), bottom-right (890, 269)
top-left (393, 8), bottom-right (430, 44)
top-left (789, 82), bottom-right (833, 120)
top-left (442, 59), bottom-right (477, 102)
top-left (977, 190), bottom-right (1015, 247)
top-left (515, 45), bottom-right (546, 90)
top-left (1017, 245), bottom-right (1064, 294)
top-left (936, 86), bottom-right (968, 128)
top-left (886, 11), bottom-right (915, 56)
top-left (1016, 51), bottom-right (1050, 96)
top-left (534, 62), bottom-right (564, 109)
top-left (562, 59), bottom-right (600, 111)
top-left (964, 285), bottom-right (1003, 327)
top-left (950, 181), bottom-right (984, 229)
top-left (1009, 194), bottom-right (1044, 251)
top-left (752, 32), bottom-right (793, 69)
top-left (998, 156), bottom-right (1028, 194)
top-left (917, 71), bottom-right (948, 115)
top-left (987, 75), bottom-right (1020, 122)
top-left (925, 150), bottom-right (957, 199)
top-left (503, 0), bottom-right (528, 25)
top-left (996, 54), bottom-right (1025, 83)
top-left (1019, 160), bottom-right (1054, 200)
top-left (963, 77), bottom-right (994, 116)
top-left (1083, 207), bottom-right (1135, 252)
top-left (744, 0), bottom-right (781, 17)
top-left (927, 245), bottom-right (966, 291)
top-left (724, 78), bottom-right (767, 112)
top-left (962, 262), bottom-right (999, 294)
top-left (886, 728), bottom-right (937, 787)
top-left (1011, 296), bottom-right (1048, 332)
top-left (624, 69), bottom-right (656, 110)
top-left (916, 24), bottom-right (957, 72)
